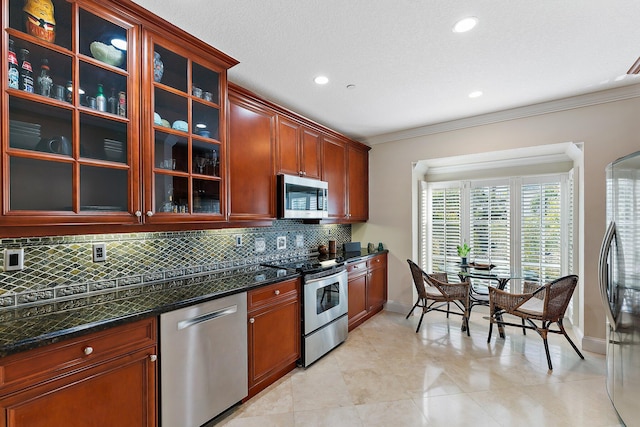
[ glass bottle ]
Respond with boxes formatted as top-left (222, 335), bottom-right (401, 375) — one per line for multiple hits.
top-left (37, 58), bottom-right (53, 97)
top-left (107, 87), bottom-right (117, 114)
top-left (95, 83), bottom-right (106, 112)
top-left (7, 39), bottom-right (19, 89)
top-left (117, 91), bottom-right (126, 117)
top-left (18, 48), bottom-right (33, 93)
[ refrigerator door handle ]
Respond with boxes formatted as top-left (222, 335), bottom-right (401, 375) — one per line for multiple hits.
top-left (598, 221), bottom-right (617, 330)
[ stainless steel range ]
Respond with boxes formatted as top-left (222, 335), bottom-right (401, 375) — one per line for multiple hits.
top-left (262, 257), bottom-right (348, 367)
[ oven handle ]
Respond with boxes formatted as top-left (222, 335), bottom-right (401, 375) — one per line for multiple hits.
top-left (304, 268), bottom-right (347, 284)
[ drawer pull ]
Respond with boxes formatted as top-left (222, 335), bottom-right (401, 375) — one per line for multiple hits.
top-left (149, 354), bottom-right (157, 362)
top-left (83, 346), bottom-right (94, 356)
top-left (274, 290), bottom-right (280, 295)
top-left (249, 318), bottom-right (255, 324)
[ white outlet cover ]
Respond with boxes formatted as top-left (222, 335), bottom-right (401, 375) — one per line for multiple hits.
top-left (295, 234), bottom-right (304, 248)
top-left (235, 235), bottom-right (243, 247)
top-left (93, 243), bottom-right (107, 262)
top-left (255, 238), bottom-right (266, 253)
top-left (277, 236), bottom-right (286, 250)
top-left (4, 248), bottom-right (24, 271)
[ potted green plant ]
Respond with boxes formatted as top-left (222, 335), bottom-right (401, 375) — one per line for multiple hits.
top-left (457, 243), bottom-right (471, 265)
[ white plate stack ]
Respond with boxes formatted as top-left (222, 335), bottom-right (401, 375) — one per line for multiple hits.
top-left (10, 120), bottom-right (41, 150)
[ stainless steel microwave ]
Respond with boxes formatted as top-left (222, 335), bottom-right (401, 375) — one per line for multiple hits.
top-left (278, 174), bottom-right (328, 219)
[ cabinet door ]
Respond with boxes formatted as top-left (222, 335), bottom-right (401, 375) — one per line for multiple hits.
top-left (228, 91), bottom-right (276, 220)
top-left (368, 262), bottom-right (387, 312)
top-left (0, 347), bottom-right (157, 427)
top-left (348, 273), bottom-right (368, 331)
top-left (276, 116), bottom-right (300, 177)
top-left (3, 1), bottom-right (140, 226)
top-left (347, 144), bottom-right (369, 221)
top-left (300, 126), bottom-right (321, 179)
top-left (322, 135), bottom-right (347, 220)
top-left (142, 29), bottom-right (228, 223)
top-left (248, 297), bottom-right (299, 397)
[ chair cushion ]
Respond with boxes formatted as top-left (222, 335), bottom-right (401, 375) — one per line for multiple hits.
top-left (518, 297), bottom-right (544, 316)
top-left (424, 286), bottom-right (443, 298)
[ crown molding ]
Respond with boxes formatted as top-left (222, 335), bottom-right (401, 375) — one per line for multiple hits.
top-left (364, 83), bottom-right (640, 146)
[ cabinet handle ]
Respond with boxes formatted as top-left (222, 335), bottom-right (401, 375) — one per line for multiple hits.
top-left (135, 211), bottom-right (142, 217)
top-left (83, 346), bottom-right (93, 356)
top-left (146, 211), bottom-right (154, 217)
top-left (149, 354), bottom-right (157, 362)
top-left (249, 318), bottom-right (255, 324)
top-left (274, 290), bottom-right (280, 295)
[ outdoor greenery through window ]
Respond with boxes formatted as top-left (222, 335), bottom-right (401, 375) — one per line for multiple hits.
top-left (422, 173), bottom-right (573, 290)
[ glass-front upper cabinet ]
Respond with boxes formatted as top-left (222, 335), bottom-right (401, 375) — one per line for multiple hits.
top-left (143, 29), bottom-right (230, 222)
top-left (3, 0), bottom-right (139, 225)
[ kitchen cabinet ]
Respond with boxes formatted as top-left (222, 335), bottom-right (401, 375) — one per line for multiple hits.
top-left (141, 26), bottom-right (233, 223)
top-left (322, 134), bottom-right (370, 222)
top-left (1, 0), bottom-right (236, 232)
top-left (228, 84), bottom-right (277, 220)
top-left (276, 115), bottom-right (321, 179)
top-left (247, 278), bottom-right (300, 399)
top-left (347, 252), bottom-right (387, 331)
top-left (0, 318), bottom-right (157, 426)
top-left (2, 0), bottom-right (141, 226)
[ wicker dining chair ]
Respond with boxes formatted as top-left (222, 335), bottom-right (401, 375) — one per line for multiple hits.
top-left (406, 259), bottom-right (470, 334)
top-left (487, 274), bottom-right (584, 370)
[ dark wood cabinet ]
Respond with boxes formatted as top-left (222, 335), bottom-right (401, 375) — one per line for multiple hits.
top-left (276, 116), bottom-right (321, 179)
top-left (228, 85), bottom-right (277, 220)
top-left (322, 135), bottom-right (348, 220)
top-left (347, 260), bottom-right (368, 330)
top-left (247, 278), bottom-right (300, 399)
top-left (0, 318), bottom-right (157, 427)
top-left (347, 144), bottom-right (369, 222)
top-left (347, 253), bottom-right (388, 331)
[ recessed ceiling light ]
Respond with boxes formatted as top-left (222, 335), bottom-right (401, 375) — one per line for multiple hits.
top-left (468, 90), bottom-right (483, 98)
top-left (453, 17), bottom-right (478, 33)
top-left (314, 75), bottom-right (329, 85)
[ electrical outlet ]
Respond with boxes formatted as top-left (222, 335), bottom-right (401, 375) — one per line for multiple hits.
top-left (277, 236), bottom-right (286, 250)
top-left (255, 238), bottom-right (266, 253)
top-left (4, 248), bottom-right (24, 271)
top-left (234, 235), bottom-right (243, 247)
top-left (93, 243), bottom-right (107, 262)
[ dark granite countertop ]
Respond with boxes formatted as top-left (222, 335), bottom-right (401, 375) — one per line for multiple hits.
top-left (0, 266), bottom-right (300, 358)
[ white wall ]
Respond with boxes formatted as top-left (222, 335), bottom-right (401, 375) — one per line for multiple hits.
top-left (353, 94), bottom-right (640, 353)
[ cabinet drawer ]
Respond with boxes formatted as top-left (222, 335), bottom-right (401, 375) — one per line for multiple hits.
top-left (367, 254), bottom-right (385, 269)
top-left (248, 278), bottom-right (299, 311)
top-left (347, 261), bottom-right (367, 277)
top-left (0, 317), bottom-right (156, 393)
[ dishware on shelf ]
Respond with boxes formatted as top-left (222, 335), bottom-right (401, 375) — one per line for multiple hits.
top-left (161, 119), bottom-right (170, 128)
top-left (153, 51), bottom-right (163, 82)
top-left (195, 156), bottom-right (207, 174)
top-left (203, 91), bottom-right (213, 102)
top-left (89, 41), bottom-right (124, 67)
top-left (192, 86), bottom-right (202, 98)
top-left (154, 112), bottom-right (162, 125)
top-left (172, 120), bottom-right (188, 132)
top-left (36, 135), bottom-right (71, 155)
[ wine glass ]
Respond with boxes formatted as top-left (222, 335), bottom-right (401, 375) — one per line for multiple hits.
top-left (195, 156), bottom-right (207, 174)
top-left (209, 150), bottom-right (218, 175)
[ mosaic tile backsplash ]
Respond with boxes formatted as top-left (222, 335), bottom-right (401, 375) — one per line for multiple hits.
top-left (0, 220), bottom-right (351, 310)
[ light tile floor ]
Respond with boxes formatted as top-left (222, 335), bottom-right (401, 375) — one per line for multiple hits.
top-left (216, 309), bottom-right (623, 427)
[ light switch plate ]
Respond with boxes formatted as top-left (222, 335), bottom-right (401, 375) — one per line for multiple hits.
top-left (4, 248), bottom-right (24, 271)
top-left (93, 243), bottom-right (107, 262)
top-left (255, 238), bottom-right (266, 253)
top-left (277, 236), bottom-right (286, 250)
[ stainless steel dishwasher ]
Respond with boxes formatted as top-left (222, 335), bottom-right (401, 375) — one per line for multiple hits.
top-left (160, 292), bottom-right (248, 427)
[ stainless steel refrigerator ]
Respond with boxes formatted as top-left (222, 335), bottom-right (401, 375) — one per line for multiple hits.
top-left (599, 151), bottom-right (640, 427)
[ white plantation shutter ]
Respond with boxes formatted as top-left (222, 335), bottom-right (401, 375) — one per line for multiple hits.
top-left (521, 178), bottom-right (562, 284)
top-left (427, 185), bottom-right (461, 276)
top-left (469, 182), bottom-right (510, 273)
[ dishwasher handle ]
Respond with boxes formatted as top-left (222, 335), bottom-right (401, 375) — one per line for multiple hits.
top-left (177, 305), bottom-right (238, 330)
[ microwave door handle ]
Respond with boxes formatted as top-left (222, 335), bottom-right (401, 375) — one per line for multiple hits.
top-left (598, 221), bottom-right (617, 330)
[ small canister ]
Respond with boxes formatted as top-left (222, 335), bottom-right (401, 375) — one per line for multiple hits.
top-left (328, 239), bottom-right (336, 254)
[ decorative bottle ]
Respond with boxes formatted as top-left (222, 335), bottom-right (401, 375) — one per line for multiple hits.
top-left (8, 39), bottom-right (19, 89)
top-left (95, 83), bottom-right (106, 112)
top-left (18, 48), bottom-right (33, 93)
top-left (37, 58), bottom-right (53, 97)
top-left (107, 87), bottom-right (117, 114)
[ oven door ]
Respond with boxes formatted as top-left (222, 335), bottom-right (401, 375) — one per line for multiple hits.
top-left (303, 269), bottom-right (348, 335)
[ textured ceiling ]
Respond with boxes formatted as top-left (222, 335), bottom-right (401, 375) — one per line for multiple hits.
top-left (130, 0), bottom-right (640, 143)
